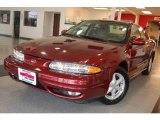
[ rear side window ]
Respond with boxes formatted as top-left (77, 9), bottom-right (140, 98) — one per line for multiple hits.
top-left (110, 25), bottom-right (127, 34)
top-left (109, 25), bottom-right (127, 40)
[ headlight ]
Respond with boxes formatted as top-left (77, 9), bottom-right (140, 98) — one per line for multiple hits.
top-left (13, 49), bottom-right (24, 61)
top-left (49, 61), bottom-right (102, 74)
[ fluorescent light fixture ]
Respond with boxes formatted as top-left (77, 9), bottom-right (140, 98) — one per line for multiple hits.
top-left (93, 7), bottom-right (108, 10)
top-left (142, 11), bottom-right (152, 14)
top-left (136, 7), bottom-right (145, 9)
top-left (116, 9), bottom-right (125, 12)
top-left (108, 8), bottom-right (125, 12)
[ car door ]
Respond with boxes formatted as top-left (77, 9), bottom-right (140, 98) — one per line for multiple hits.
top-left (139, 27), bottom-right (150, 62)
top-left (129, 25), bottom-right (147, 77)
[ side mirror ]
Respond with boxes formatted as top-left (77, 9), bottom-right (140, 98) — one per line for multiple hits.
top-left (61, 29), bottom-right (68, 35)
top-left (132, 38), bottom-right (145, 45)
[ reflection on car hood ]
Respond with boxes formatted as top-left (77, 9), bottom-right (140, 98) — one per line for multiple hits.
top-left (16, 36), bottom-right (120, 64)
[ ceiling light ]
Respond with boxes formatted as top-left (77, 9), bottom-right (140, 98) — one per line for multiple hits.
top-left (116, 9), bottom-right (125, 12)
top-left (142, 11), bottom-right (152, 14)
top-left (136, 7), bottom-right (145, 9)
top-left (93, 8), bottom-right (108, 10)
top-left (108, 8), bottom-right (125, 12)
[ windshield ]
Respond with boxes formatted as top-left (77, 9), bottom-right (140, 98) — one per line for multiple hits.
top-left (65, 21), bottom-right (128, 43)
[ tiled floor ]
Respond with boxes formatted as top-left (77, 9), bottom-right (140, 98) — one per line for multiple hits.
top-left (0, 36), bottom-right (29, 65)
top-left (0, 36), bottom-right (160, 113)
top-left (152, 96), bottom-right (160, 113)
top-left (0, 65), bottom-right (7, 77)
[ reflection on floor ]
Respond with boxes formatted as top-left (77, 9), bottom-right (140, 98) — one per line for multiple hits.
top-left (0, 65), bottom-right (8, 77)
top-left (0, 36), bottom-right (160, 113)
top-left (0, 36), bottom-right (29, 65)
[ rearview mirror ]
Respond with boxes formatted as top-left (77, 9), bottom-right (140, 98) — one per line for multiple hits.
top-left (132, 38), bottom-right (145, 45)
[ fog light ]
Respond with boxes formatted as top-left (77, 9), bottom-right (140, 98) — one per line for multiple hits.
top-left (52, 88), bottom-right (81, 97)
top-left (68, 91), bottom-right (81, 96)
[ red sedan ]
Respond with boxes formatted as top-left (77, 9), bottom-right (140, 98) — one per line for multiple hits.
top-left (4, 20), bottom-right (156, 104)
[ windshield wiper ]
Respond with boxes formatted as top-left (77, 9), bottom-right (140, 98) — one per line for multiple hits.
top-left (63, 33), bottom-right (74, 37)
top-left (63, 33), bottom-right (83, 38)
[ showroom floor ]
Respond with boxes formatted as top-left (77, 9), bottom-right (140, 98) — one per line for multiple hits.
top-left (0, 36), bottom-right (160, 113)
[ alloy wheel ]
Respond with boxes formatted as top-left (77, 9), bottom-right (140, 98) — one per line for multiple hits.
top-left (148, 57), bottom-right (153, 72)
top-left (105, 73), bottom-right (125, 100)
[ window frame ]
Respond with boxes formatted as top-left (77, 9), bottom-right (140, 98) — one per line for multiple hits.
top-left (24, 11), bottom-right (38, 27)
top-left (130, 24), bottom-right (141, 39)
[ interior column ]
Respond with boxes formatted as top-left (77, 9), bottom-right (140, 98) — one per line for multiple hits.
top-left (110, 7), bottom-right (116, 20)
top-left (117, 8), bottom-right (122, 21)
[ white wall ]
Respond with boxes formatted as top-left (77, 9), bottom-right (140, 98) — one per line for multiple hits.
top-left (0, 10), bottom-right (14, 36)
top-left (43, 12), bottom-right (53, 37)
top-left (65, 7), bottom-right (112, 23)
top-left (19, 10), bottom-right (44, 39)
top-left (0, 7), bottom-right (112, 39)
top-left (0, 7), bottom-right (66, 39)
top-left (63, 24), bottom-right (75, 30)
top-left (63, 7), bottom-right (112, 30)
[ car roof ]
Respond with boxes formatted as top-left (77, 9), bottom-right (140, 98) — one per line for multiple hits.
top-left (84, 20), bottom-right (133, 25)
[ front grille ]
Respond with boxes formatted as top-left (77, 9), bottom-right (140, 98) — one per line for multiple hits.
top-left (24, 55), bottom-right (49, 68)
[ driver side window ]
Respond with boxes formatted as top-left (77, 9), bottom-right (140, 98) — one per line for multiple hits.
top-left (130, 25), bottom-right (141, 39)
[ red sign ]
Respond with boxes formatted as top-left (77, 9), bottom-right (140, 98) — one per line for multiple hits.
top-left (154, 17), bottom-right (160, 21)
top-left (20, 72), bottom-right (34, 80)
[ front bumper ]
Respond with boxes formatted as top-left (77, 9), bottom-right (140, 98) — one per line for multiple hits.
top-left (4, 55), bottom-right (110, 102)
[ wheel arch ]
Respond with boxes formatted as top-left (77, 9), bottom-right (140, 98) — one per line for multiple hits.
top-left (152, 51), bottom-right (155, 61)
top-left (118, 60), bottom-right (128, 72)
top-left (108, 60), bottom-right (129, 83)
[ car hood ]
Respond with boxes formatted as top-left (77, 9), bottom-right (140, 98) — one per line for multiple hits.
top-left (16, 36), bottom-right (121, 64)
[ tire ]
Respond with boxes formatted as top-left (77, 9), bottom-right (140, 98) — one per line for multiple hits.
top-left (100, 67), bottom-right (129, 105)
top-left (142, 56), bottom-right (153, 75)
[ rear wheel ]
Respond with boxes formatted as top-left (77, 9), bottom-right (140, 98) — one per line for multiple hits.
top-left (101, 67), bottom-right (129, 105)
top-left (142, 56), bottom-right (153, 75)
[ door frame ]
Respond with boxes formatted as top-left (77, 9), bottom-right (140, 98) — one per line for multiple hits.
top-left (13, 11), bottom-right (21, 38)
top-left (53, 13), bottom-right (61, 36)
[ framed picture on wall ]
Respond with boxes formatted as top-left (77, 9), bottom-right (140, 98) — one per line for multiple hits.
top-left (0, 10), bottom-right (10, 24)
top-left (24, 11), bottom-right (37, 27)
top-left (2, 14), bottom-right (7, 22)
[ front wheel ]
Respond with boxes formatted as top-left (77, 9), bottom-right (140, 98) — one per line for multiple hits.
top-left (101, 67), bottom-right (129, 105)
